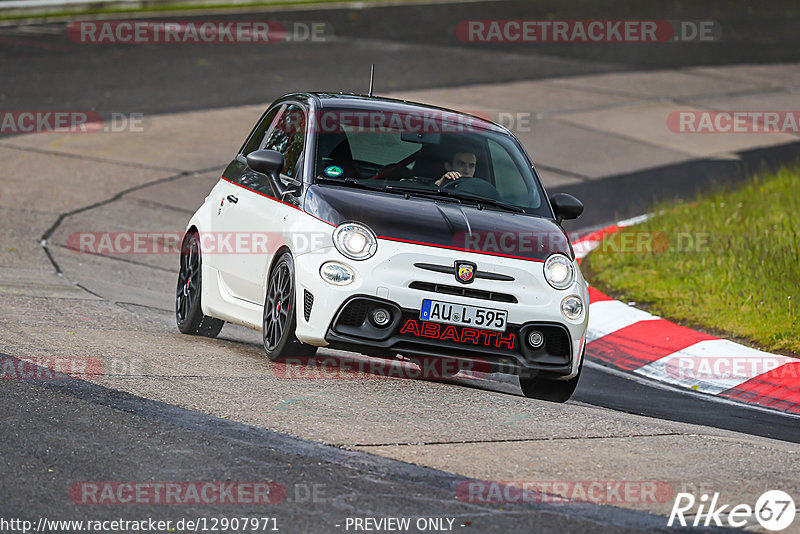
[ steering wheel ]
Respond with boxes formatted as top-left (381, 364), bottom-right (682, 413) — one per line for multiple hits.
top-left (370, 150), bottom-right (422, 181)
top-left (441, 177), bottom-right (501, 200)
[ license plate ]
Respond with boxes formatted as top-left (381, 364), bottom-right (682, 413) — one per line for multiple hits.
top-left (420, 299), bottom-right (508, 332)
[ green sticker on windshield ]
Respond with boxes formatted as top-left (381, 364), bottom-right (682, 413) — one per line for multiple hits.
top-left (324, 165), bottom-right (343, 177)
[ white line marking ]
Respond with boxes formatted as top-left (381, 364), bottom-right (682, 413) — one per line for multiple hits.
top-left (586, 300), bottom-right (659, 342)
top-left (573, 239), bottom-right (600, 259)
top-left (617, 213), bottom-right (651, 227)
top-left (634, 339), bottom-right (795, 395)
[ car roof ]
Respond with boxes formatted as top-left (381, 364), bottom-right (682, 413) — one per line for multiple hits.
top-left (280, 92), bottom-right (510, 136)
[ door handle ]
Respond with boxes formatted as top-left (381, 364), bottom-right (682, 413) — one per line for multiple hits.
top-left (226, 195), bottom-right (238, 204)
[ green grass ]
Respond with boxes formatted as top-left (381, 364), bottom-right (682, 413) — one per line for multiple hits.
top-left (582, 164), bottom-right (800, 354)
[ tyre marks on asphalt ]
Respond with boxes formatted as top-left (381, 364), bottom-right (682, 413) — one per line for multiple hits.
top-left (0, 352), bottom-right (682, 533)
top-left (39, 166), bottom-right (222, 274)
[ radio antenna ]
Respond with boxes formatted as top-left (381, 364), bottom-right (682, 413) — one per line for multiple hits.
top-left (368, 64), bottom-right (374, 97)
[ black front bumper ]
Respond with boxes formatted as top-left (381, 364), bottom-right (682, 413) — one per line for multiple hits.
top-left (324, 295), bottom-right (574, 378)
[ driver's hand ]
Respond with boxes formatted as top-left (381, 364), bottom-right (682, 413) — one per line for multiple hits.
top-left (435, 171), bottom-right (462, 187)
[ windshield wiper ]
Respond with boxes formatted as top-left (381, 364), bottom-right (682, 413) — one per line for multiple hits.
top-left (315, 178), bottom-right (525, 213)
top-left (382, 185), bottom-right (464, 204)
top-left (318, 179), bottom-right (463, 204)
top-left (316, 176), bottom-right (391, 193)
top-left (386, 185), bottom-right (524, 212)
top-left (317, 177), bottom-right (445, 201)
top-left (443, 192), bottom-right (526, 213)
top-left (410, 187), bottom-right (526, 213)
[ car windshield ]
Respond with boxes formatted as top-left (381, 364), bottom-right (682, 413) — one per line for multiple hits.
top-left (313, 107), bottom-right (550, 217)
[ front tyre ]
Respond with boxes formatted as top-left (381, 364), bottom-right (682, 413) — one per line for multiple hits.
top-left (263, 252), bottom-right (318, 361)
top-left (176, 231), bottom-right (224, 337)
top-left (519, 353), bottom-right (583, 402)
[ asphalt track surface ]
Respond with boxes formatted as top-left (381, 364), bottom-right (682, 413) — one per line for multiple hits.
top-left (2, 0), bottom-right (800, 116)
top-left (1, 0), bottom-right (800, 532)
top-left (2, 358), bottom-right (713, 534)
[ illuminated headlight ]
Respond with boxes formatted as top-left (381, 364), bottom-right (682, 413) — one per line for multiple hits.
top-left (333, 222), bottom-right (377, 261)
top-left (320, 262), bottom-right (355, 285)
top-left (561, 296), bottom-right (583, 320)
top-left (544, 254), bottom-right (574, 290)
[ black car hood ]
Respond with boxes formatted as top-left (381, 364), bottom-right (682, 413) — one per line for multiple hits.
top-left (304, 185), bottom-right (572, 261)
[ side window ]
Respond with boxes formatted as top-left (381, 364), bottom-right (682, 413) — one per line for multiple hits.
top-left (488, 139), bottom-right (539, 208)
top-left (241, 106), bottom-right (281, 156)
top-left (263, 104), bottom-right (306, 179)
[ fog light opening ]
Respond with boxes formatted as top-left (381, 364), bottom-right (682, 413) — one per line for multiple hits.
top-left (370, 308), bottom-right (392, 327)
top-left (561, 296), bottom-right (584, 320)
top-left (319, 262), bottom-right (354, 286)
top-left (527, 330), bottom-right (544, 349)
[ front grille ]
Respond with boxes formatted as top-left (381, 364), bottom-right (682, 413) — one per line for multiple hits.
top-left (544, 326), bottom-right (570, 357)
top-left (330, 297), bottom-right (402, 342)
top-left (338, 299), bottom-right (370, 326)
top-left (413, 263), bottom-right (514, 281)
top-left (519, 324), bottom-right (572, 366)
top-left (408, 281), bottom-right (517, 303)
top-left (303, 290), bottom-right (314, 321)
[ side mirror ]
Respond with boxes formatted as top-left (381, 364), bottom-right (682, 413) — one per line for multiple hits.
top-left (246, 149), bottom-right (284, 176)
top-left (246, 149), bottom-right (302, 197)
top-left (550, 193), bottom-right (583, 224)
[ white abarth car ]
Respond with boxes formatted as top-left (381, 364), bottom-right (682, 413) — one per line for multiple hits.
top-left (176, 92), bottom-right (589, 401)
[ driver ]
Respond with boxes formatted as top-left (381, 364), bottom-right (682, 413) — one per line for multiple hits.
top-left (434, 151), bottom-right (476, 187)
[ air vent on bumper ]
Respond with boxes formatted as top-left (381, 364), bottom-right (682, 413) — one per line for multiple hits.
top-left (303, 290), bottom-right (314, 321)
top-left (408, 281), bottom-right (517, 303)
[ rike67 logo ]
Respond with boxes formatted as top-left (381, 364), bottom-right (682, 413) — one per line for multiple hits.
top-left (669, 490), bottom-right (796, 531)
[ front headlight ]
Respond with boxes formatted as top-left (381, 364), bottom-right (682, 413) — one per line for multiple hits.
top-left (333, 222), bottom-right (377, 260)
top-left (544, 254), bottom-right (574, 290)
